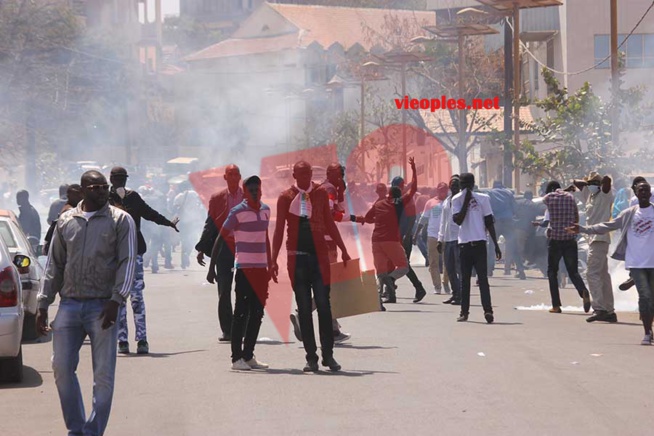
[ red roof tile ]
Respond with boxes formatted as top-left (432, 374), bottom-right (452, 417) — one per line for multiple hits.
top-left (185, 3), bottom-right (434, 62)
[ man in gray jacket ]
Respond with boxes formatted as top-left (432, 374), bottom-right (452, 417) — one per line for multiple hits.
top-left (36, 170), bottom-right (137, 436)
top-left (568, 181), bottom-right (654, 345)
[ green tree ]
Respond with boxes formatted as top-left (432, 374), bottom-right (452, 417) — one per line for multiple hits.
top-left (511, 68), bottom-right (650, 183)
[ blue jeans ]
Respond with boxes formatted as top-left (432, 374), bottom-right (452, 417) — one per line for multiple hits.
top-left (444, 241), bottom-right (462, 301)
top-left (630, 268), bottom-right (654, 319)
top-left (52, 298), bottom-right (118, 436)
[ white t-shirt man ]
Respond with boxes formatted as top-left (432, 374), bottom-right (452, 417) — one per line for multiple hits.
top-left (625, 205), bottom-right (654, 269)
top-left (629, 193), bottom-right (654, 207)
top-left (451, 190), bottom-right (493, 244)
top-left (582, 185), bottom-right (614, 244)
top-left (438, 195), bottom-right (460, 243)
top-left (420, 198), bottom-right (443, 239)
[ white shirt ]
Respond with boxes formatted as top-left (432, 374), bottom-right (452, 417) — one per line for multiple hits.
top-left (629, 193), bottom-right (654, 206)
top-left (82, 210), bottom-right (98, 221)
top-left (626, 205), bottom-right (654, 269)
top-left (451, 190), bottom-right (493, 244)
top-left (438, 195), bottom-right (459, 242)
top-left (581, 186), bottom-right (614, 244)
top-left (420, 198), bottom-right (443, 239)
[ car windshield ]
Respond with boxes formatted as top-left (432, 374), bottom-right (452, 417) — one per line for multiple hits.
top-left (0, 221), bottom-right (18, 249)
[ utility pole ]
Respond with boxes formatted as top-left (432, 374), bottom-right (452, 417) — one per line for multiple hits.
top-left (512, 5), bottom-right (521, 192)
top-left (503, 17), bottom-right (513, 188)
top-left (610, 0), bottom-right (619, 147)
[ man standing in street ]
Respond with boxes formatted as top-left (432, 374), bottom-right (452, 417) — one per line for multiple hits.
top-left (271, 161), bottom-right (351, 372)
top-left (452, 173), bottom-right (502, 323)
top-left (390, 173), bottom-right (428, 303)
top-left (415, 182), bottom-right (449, 295)
top-left (173, 181), bottom-right (205, 270)
top-left (541, 181), bottom-right (591, 314)
top-left (568, 181), bottom-right (654, 345)
top-left (16, 190), bottom-right (41, 247)
top-left (109, 166), bottom-right (179, 355)
top-left (573, 172), bottom-right (617, 322)
top-left (207, 176), bottom-right (276, 370)
top-left (289, 163), bottom-right (351, 344)
top-left (513, 190), bottom-right (541, 279)
top-left (439, 175), bottom-right (462, 305)
top-left (195, 164), bottom-right (243, 342)
top-left (488, 181), bottom-right (518, 277)
top-left (36, 170), bottom-right (137, 436)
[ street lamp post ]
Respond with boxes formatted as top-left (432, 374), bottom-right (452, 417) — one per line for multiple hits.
top-left (476, 0), bottom-right (563, 192)
top-left (421, 23), bottom-right (498, 175)
top-left (374, 50), bottom-right (433, 178)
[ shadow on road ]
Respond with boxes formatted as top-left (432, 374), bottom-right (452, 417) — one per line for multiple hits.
top-left (336, 344), bottom-right (398, 350)
top-left (243, 368), bottom-right (398, 377)
top-left (23, 332), bottom-right (52, 345)
top-left (465, 321), bottom-right (523, 326)
top-left (0, 366), bottom-right (43, 389)
top-left (119, 349), bottom-right (206, 358)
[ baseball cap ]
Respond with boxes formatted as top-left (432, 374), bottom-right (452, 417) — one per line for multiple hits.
top-left (243, 175), bottom-right (261, 186)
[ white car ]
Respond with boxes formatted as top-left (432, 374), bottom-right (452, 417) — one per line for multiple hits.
top-left (0, 237), bottom-right (31, 383)
top-left (0, 210), bottom-right (44, 341)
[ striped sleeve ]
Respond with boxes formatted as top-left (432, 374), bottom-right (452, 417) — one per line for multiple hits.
top-left (112, 211), bottom-right (137, 304)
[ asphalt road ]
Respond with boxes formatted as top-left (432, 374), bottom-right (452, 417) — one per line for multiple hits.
top-left (2, 252), bottom-right (651, 436)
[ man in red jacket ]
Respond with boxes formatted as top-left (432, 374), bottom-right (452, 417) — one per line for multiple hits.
top-left (195, 164), bottom-right (243, 342)
top-left (271, 161), bottom-right (351, 372)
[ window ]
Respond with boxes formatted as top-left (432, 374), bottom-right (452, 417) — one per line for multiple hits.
top-left (0, 222), bottom-right (17, 249)
top-left (595, 34), bottom-right (654, 69)
top-left (594, 35), bottom-right (609, 69)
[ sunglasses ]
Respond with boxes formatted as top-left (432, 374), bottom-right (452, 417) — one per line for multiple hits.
top-left (86, 184), bottom-right (110, 192)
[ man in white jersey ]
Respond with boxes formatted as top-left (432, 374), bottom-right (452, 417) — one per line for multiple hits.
top-left (451, 173), bottom-right (502, 323)
top-left (568, 181), bottom-right (654, 345)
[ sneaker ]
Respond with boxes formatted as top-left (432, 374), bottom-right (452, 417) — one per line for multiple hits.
top-left (382, 296), bottom-right (397, 304)
top-left (118, 341), bottom-right (129, 354)
top-left (516, 273), bottom-right (526, 280)
top-left (303, 360), bottom-right (319, 372)
top-left (484, 312), bottom-right (494, 324)
top-left (380, 304), bottom-right (387, 312)
top-left (641, 334), bottom-right (652, 346)
top-left (136, 340), bottom-right (149, 355)
top-left (433, 287), bottom-right (442, 295)
top-left (586, 311), bottom-right (608, 323)
top-left (333, 331), bottom-right (351, 343)
top-left (582, 291), bottom-right (591, 313)
top-left (219, 333), bottom-right (231, 342)
top-left (549, 306), bottom-right (562, 313)
top-left (450, 300), bottom-right (461, 306)
top-left (457, 313), bottom-right (468, 322)
top-left (245, 356), bottom-right (269, 369)
top-left (413, 288), bottom-right (427, 303)
top-left (290, 313), bottom-right (302, 342)
top-left (605, 312), bottom-right (618, 323)
top-left (321, 356), bottom-right (341, 372)
top-left (232, 358), bottom-right (252, 371)
top-left (443, 297), bottom-right (454, 304)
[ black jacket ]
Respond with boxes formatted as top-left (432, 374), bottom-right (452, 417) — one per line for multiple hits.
top-left (109, 189), bottom-right (173, 255)
top-left (18, 203), bottom-right (41, 242)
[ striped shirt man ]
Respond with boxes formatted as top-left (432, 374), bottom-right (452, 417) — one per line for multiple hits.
top-left (222, 200), bottom-right (271, 269)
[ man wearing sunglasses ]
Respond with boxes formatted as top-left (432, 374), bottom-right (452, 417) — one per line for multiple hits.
top-left (108, 166), bottom-right (179, 355)
top-left (37, 170), bottom-right (137, 436)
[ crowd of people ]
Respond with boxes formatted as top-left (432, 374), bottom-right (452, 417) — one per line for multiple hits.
top-left (0, 158), bottom-right (646, 436)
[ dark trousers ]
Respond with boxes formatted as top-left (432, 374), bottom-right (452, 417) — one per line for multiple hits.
top-left (444, 241), bottom-right (462, 301)
top-left (460, 241), bottom-right (493, 315)
top-left (547, 239), bottom-right (588, 307)
top-left (288, 254), bottom-right (334, 362)
top-left (231, 268), bottom-right (269, 363)
top-left (401, 236), bottom-right (425, 292)
top-left (216, 239), bottom-right (235, 335)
